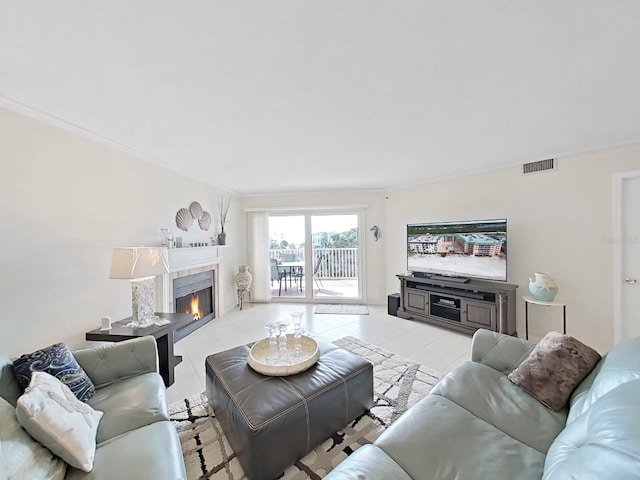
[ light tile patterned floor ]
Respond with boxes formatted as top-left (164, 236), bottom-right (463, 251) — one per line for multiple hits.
top-left (167, 303), bottom-right (472, 404)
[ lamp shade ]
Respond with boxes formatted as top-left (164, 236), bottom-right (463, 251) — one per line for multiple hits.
top-left (109, 247), bottom-right (169, 279)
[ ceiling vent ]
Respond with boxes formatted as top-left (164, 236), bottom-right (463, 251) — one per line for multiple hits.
top-left (522, 158), bottom-right (556, 175)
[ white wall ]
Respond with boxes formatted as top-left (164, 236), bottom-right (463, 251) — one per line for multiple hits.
top-left (385, 144), bottom-right (640, 352)
top-left (3, 104), bottom-right (638, 357)
top-left (241, 191), bottom-right (387, 304)
top-left (0, 107), bottom-right (245, 357)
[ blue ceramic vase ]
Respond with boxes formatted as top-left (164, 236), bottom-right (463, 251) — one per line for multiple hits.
top-left (528, 272), bottom-right (558, 302)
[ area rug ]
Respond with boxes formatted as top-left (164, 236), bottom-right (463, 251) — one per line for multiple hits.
top-left (169, 336), bottom-right (440, 480)
top-left (313, 304), bottom-right (369, 315)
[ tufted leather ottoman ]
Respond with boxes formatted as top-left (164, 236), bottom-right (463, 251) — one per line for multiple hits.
top-left (205, 338), bottom-right (374, 480)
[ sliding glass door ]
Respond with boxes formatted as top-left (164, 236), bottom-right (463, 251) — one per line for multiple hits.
top-left (311, 214), bottom-right (359, 299)
top-left (268, 211), bottom-right (362, 301)
top-left (269, 215), bottom-right (305, 299)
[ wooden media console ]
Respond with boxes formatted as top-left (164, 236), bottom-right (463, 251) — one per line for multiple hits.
top-left (397, 274), bottom-right (518, 336)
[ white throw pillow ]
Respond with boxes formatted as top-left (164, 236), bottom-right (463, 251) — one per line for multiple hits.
top-left (0, 396), bottom-right (66, 480)
top-left (15, 371), bottom-right (103, 472)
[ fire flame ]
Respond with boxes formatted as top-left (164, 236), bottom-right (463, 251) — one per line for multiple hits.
top-left (186, 294), bottom-right (203, 320)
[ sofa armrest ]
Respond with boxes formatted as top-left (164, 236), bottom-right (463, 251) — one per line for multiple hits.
top-left (73, 336), bottom-right (159, 388)
top-left (471, 329), bottom-right (536, 374)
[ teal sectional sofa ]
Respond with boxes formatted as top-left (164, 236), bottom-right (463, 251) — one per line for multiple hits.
top-left (0, 336), bottom-right (186, 479)
top-left (326, 329), bottom-right (640, 480)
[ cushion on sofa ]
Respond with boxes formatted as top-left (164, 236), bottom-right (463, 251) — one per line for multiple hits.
top-left (324, 444), bottom-right (413, 480)
top-left (16, 371), bottom-right (103, 472)
top-left (508, 331), bottom-right (600, 411)
top-left (0, 396), bottom-right (67, 480)
top-left (471, 329), bottom-right (536, 374)
top-left (72, 336), bottom-right (159, 389)
top-left (432, 361), bottom-right (567, 453)
top-left (567, 335), bottom-right (640, 423)
top-left (12, 343), bottom-right (96, 402)
top-left (375, 394), bottom-right (546, 480)
top-left (87, 372), bottom-right (168, 443)
top-left (543, 378), bottom-right (640, 480)
top-left (1, 352), bottom-right (23, 407)
top-left (64, 421), bottom-right (187, 480)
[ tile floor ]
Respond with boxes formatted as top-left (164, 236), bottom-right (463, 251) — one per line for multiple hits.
top-left (167, 303), bottom-right (472, 404)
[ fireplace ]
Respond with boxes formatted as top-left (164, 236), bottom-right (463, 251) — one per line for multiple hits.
top-left (155, 246), bottom-right (222, 341)
top-left (172, 270), bottom-right (215, 342)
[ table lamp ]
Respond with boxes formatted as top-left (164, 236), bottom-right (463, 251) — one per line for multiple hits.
top-left (110, 247), bottom-right (169, 328)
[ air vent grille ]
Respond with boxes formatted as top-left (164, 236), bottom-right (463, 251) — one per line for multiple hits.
top-left (523, 158), bottom-right (555, 175)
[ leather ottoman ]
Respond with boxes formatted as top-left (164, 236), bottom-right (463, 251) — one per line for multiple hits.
top-left (205, 338), bottom-right (374, 480)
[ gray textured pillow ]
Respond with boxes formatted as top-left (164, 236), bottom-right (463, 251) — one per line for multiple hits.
top-left (508, 331), bottom-right (601, 411)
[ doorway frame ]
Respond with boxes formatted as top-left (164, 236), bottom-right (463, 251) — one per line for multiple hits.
top-left (612, 169), bottom-right (640, 343)
top-left (265, 206), bottom-right (366, 304)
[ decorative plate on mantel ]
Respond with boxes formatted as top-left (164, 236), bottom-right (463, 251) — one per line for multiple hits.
top-left (175, 208), bottom-right (193, 231)
top-left (198, 211), bottom-right (211, 231)
top-left (189, 201), bottom-right (203, 220)
top-left (248, 335), bottom-right (320, 376)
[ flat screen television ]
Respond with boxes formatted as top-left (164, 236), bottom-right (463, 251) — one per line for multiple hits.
top-left (407, 219), bottom-right (507, 282)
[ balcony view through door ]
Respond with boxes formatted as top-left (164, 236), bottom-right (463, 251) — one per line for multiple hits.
top-left (269, 213), bottom-right (360, 300)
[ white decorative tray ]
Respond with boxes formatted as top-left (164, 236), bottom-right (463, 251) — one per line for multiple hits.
top-left (248, 334), bottom-right (320, 376)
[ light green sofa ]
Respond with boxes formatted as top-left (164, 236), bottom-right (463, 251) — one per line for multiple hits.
top-left (0, 336), bottom-right (186, 479)
top-left (325, 329), bottom-right (640, 480)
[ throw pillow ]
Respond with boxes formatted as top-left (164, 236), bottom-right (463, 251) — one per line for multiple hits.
top-left (508, 331), bottom-right (601, 411)
top-left (12, 342), bottom-right (96, 401)
top-left (16, 371), bottom-right (103, 472)
top-left (0, 396), bottom-right (67, 480)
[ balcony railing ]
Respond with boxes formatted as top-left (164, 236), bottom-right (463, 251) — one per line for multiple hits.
top-left (270, 248), bottom-right (359, 279)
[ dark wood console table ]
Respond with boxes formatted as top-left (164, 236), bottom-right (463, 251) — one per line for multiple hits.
top-left (85, 312), bottom-right (192, 387)
top-left (397, 275), bottom-right (518, 336)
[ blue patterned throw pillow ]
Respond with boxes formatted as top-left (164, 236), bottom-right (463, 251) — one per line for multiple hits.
top-left (12, 343), bottom-right (96, 402)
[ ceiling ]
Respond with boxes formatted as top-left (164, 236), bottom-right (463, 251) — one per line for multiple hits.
top-left (1, 2), bottom-right (640, 195)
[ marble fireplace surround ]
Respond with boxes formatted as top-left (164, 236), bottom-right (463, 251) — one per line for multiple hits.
top-left (155, 246), bottom-right (222, 320)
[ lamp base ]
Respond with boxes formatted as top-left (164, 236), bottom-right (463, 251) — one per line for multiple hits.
top-left (130, 277), bottom-right (157, 329)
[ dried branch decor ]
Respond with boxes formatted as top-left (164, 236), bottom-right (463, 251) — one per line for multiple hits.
top-left (217, 195), bottom-right (230, 233)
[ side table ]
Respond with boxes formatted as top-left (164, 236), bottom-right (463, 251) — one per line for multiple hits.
top-left (86, 312), bottom-right (192, 387)
top-left (523, 296), bottom-right (567, 340)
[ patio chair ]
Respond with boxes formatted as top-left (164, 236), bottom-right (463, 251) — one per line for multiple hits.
top-left (281, 252), bottom-right (300, 289)
top-left (312, 254), bottom-right (325, 291)
top-left (270, 258), bottom-right (287, 296)
top-left (290, 258), bottom-right (304, 291)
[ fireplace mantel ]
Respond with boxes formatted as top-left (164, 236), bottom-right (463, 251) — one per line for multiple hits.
top-left (167, 246), bottom-right (223, 272)
top-left (155, 246), bottom-right (223, 319)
